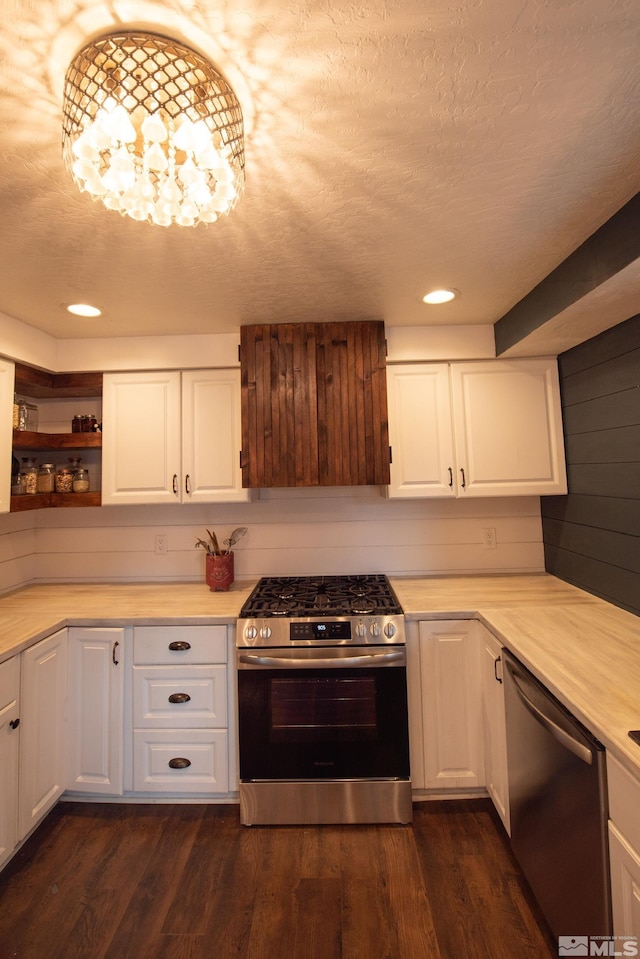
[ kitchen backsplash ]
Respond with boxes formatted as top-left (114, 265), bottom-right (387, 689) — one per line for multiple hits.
top-left (0, 489), bottom-right (543, 594)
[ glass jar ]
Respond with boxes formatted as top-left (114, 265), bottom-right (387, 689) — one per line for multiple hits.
top-left (20, 457), bottom-right (38, 494)
top-left (72, 414), bottom-right (83, 433)
top-left (72, 466), bottom-right (90, 493)
top-left (37, 463), bottom-right (56, 493)
top-left (55, 467), bottom-right (74, 493)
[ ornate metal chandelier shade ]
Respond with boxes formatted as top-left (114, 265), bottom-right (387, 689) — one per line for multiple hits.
top-left (62, 32), bottom-right (245, 227)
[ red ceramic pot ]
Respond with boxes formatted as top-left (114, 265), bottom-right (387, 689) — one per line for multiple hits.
top-left (205, 552), bottom-right (234, 591)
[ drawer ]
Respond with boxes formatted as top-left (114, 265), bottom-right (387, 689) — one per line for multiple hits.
top-left (0, 656), bottom-right (19, 713)
top-left (132, 729), bottom-right (229, 794)
top-left (133, 665), bottom-right (227, 728)
top-left (608, 753), bottom-right (640, 852)
top-left (133, 626), bottom-right (227, 665)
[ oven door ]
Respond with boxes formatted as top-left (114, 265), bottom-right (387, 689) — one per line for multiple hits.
top-left (237, 645), bottom-right (410, 781)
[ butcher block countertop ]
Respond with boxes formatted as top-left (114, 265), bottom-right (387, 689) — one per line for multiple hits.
top-left (0, 573), bottom-right (638, 778)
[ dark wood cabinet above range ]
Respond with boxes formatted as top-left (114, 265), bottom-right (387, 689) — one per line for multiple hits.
top-left (240, 321), bottom-right (391, 488)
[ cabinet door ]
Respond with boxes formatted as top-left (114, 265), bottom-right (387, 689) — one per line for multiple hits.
top-left (0, 357), bottom-right (15, 514)
top-left (182, 369), bottom-right (248, 503)
top-left (102, 371), bottom-right (181, 504)
top-left (609, 822), bottom-right (640, 942)
top-left (386, 364), bottom-right (455, 498)
top-left (480, 626), bottom-right (510, 833)
top-left (450, 359), bottom-right (567, 496)
top-left (419, 620), bottom-right (485, 790)
top-left (68, 627), bottom-right (124, 796)
top-left (0, 656), bottom-right (20, 869)
top-left (19, 629), bottom-right (68, 840)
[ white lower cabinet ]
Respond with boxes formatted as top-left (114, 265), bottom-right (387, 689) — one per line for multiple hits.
top-left (411, 620), bottom-right (485, 791)
top-left (607, 754), bottom-right (640, 941)
top-left (0, 656), bottom-right (20, 868)
top-left (131, 626), bottom-right (231, 795)
top-left (479, 625), bottom-right (510, 833)
top-left (18, 629), bottom-right (68, 840)
top-left (68, 627), bottom-right (125, 796)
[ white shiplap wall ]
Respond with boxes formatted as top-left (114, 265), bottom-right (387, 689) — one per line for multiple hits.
top-left (0, 489), bottom-right (544, 590)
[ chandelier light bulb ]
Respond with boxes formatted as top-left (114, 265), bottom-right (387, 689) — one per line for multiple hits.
top-left (62, 32), bottom-right (245, 228)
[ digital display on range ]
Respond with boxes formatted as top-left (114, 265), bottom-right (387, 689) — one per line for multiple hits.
top-left (289, 621), bottom-right (352, 641)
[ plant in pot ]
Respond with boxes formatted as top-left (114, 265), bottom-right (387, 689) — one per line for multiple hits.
top-left (195, 526), bottom-right (247, 591)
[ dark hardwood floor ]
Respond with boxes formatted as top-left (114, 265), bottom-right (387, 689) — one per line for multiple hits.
top-left (0, 799), bottom-right (556, 959)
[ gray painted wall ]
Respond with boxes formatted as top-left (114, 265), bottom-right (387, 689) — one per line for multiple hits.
top-left (542, 314), bottom-right (640, 615)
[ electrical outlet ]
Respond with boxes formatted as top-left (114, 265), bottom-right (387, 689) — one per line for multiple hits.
top-left (155, 534), bottom-right (168, 555)
top-left (481, 527), bottom-right (497, 550)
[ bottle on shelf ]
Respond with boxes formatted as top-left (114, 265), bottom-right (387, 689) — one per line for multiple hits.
top-left (72, 465), bottom-right (90, 493)
top-left (20, 457), bottom-right (38, 494)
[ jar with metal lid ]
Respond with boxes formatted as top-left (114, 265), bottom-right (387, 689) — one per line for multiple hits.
top-left (20, 457), bottom-right (38, 494)
top-left (55, 467), bottom-right (74, 493)
top-left (37, 463), bottom-right (56, 493)
top-left (72, 466), bottom-right (90, 493)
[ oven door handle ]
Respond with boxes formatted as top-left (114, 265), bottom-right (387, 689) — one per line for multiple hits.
top-left (237, 650), bottom-right (405, 668)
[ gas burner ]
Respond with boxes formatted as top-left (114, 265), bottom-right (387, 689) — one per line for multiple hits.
top-left (351, 601), bottom-right (375, 615)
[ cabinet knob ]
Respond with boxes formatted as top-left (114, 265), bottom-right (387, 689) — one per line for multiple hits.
top-left (9, 717), bottom-right (20, 730)
top-left (168, 757), bottom-right (191, 769)
top-left (168, 641), bottom-right (191, 651)
top-left (168, 692), bottom-right (191, 704)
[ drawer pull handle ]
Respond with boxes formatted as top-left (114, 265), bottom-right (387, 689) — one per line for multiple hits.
top-left (168, 757), bottom-right (191, 769)
top-left (168, 692), bottom-right (191, 704)
top-left (168, 641), bottom-right (191, 651)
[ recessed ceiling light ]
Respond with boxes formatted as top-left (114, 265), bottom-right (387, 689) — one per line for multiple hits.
top-left (66, 303), bottom-right (102, 317)
top-left (422, 288), bottom-right (459, 304)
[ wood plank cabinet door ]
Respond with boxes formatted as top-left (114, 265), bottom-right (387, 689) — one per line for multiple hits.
top-left (240, 321), bottom-right (390, 488)
top-left (0, 656), bottom-right (20, 869)
top-left (18, 629), bottom-right (68, 840)
top-left (68, 627), bottom-right (125, 796)
top-left (480, 626), bottom-right (510, 834)
top-left (419, 620), bottom-right (485, 791)
top-left (450, 358), bottom-right (567, 497)
top-left (0, 357), bottom-right (15, 514)
top-left (386, 364), bottom-right (455, 498)
top-left (102, 371), bottom-right (182, 504)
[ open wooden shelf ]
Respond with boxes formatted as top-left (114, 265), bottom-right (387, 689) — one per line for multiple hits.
top-left (13, 430), bottom-right (102, 450)
top-left (10, 492), bottom-right (101, 512)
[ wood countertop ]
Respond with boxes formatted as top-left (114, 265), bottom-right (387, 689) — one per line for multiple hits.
top-left (389, 573), bottom-right (640, 779)
top-left (0, 573), bottom-right (638, 780)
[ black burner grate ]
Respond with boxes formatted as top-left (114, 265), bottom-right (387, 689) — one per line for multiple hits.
top-left (239, 575), bottom-right (403, 618)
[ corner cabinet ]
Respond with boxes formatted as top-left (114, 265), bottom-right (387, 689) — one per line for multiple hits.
top-left (387, 358), bottom-right (567, 498)
top-left (102, 369), bottom-right (248, 505)
top-left (0, 656), bottom-right (20, 869)
top-left (18, 629), bottom-right (68, 841)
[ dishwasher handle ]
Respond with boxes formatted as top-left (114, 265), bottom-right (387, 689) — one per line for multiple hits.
top-left (508, 665), bottom-right (593, 765)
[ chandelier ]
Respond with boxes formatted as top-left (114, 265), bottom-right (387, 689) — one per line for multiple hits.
top-left (61, 32), bottom-right (245, 227)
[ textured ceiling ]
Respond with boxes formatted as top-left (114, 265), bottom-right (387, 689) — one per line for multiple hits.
top-left (1, 0), bottom-right (640, 341)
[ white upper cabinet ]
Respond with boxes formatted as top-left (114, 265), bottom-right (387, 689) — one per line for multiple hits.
top-left (0, 357), bottom-right (15, 514)
top-left (387, 358), bottom-right (567, 498)
top-left (102, 369), bottom-right (248, 505)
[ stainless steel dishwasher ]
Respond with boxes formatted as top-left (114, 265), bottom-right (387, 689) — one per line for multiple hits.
top-left (503, 650), bottom-right (611, 940)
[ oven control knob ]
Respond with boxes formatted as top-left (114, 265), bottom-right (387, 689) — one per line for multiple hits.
top-left (369, 622), bottom-right (381, 637)
top-left (384, 622), bottom-right (396, 639)
top-left (260, 625), bottom-right (272, 640)
top-left (244, 625), bottom-right (258, 640)
top-left (355, 622), bottom-right (367, 638)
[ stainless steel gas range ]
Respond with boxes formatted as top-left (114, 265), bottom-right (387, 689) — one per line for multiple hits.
top-left (236, 575), bottom-right (412, 826)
